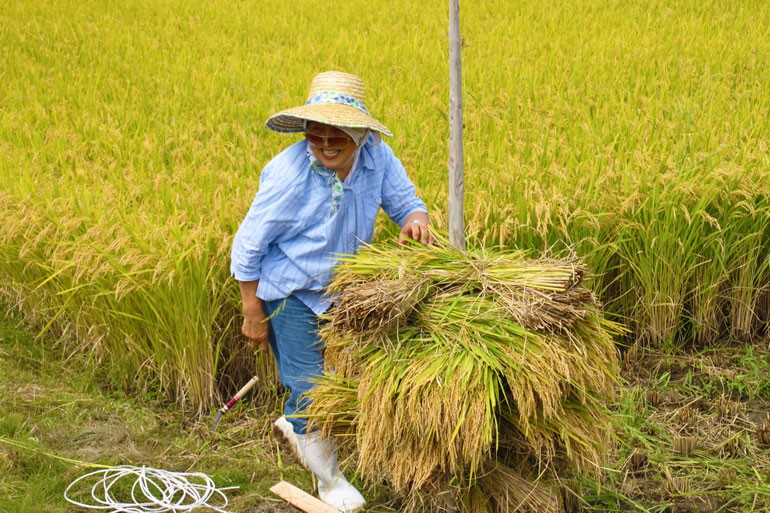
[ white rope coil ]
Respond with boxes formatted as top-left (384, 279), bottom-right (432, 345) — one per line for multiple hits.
top-left (64, 465), bottom-right (237, 513)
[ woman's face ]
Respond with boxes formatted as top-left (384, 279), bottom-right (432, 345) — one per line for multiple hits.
top-left (305, 122), bottom-right (357, 173)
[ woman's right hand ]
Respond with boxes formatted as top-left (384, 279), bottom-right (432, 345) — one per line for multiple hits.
top-left (239, 280), bottom-right (270, 352)
top-left (242, 308), bottom-right (270, 352)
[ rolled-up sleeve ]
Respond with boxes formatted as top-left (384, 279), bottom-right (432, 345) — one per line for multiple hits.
top-left (230, 163), bottom-right (301, 281)
top-left (379, 148), bottom-right (428, 227)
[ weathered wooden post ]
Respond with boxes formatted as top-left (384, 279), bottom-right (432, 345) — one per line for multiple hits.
top-left (448, 0), bottom-right (466, 251)
top-left (447, 4), bottom-right (464, 512)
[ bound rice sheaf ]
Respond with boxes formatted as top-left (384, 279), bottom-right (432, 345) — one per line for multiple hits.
top-left (307, 236), bottom-right (623, 513)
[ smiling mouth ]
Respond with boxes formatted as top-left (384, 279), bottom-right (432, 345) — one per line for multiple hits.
top-left (321, 149), bottom-right (341, 158)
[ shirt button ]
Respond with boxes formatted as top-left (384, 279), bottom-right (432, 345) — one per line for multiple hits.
top-left (348, 243), bottom-right (354, 250)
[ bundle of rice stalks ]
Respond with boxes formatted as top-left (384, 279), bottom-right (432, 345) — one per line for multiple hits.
top-left (307, 237), bottom-right (622, 513)
top-left (324, 241), bottom-right (592, 337)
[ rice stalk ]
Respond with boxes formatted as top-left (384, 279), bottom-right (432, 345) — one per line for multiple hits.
top-left (306, 372), bottom-right (360, 447)
top-left (471, 459), bottom-right (562, 513)
top-left (353, 338), bottom-right (500, 492)
top-left (327, 237), bottom-right (596, 336)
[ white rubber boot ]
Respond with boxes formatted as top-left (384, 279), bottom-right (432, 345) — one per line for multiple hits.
top-left (296, 432), bottom-right (366, 513)
top-left (272, 416), bottom-right (307, 468)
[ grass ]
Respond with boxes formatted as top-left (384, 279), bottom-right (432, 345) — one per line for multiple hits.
top-left (0, 304), bottom-right (310, 513)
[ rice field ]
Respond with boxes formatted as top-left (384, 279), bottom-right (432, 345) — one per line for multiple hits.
top-left (2, 0), bottom-right (769, 417)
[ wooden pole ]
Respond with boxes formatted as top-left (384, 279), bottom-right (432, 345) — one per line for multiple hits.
top-left (448, 0), bottom-right (466, 251)
top-left (446, 3), bottom-right (464, 511)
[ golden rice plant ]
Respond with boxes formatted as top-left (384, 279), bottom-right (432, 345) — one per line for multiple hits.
top-left (2, 0), bottom-right (769, 414)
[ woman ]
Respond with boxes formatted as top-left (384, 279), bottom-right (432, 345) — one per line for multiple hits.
top-left (230, 71), bottom-right (431, 512)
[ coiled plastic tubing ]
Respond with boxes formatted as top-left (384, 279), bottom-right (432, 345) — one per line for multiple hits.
top-left (64, 465), bottom-right (237, 512)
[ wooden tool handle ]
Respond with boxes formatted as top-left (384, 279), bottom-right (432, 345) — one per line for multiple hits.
top-left (222, 375), bottom-right (260, 411)
top-left (236, 375), bottom-right (259, 397)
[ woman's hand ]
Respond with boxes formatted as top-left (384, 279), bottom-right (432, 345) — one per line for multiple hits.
top-left (242, 308), bottom-right (270, 351)
top-left (398, 212), bottom-right (433, 245)
top-left (239, 281), bottom-right (270, 352)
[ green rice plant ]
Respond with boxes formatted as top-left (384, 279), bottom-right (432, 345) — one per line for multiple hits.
top-left (720, 190), bottom-right (770, 342)
top-left (611, 171), bottom-right (729, 348)
top-left (0, 191), bottom-right (270, 412)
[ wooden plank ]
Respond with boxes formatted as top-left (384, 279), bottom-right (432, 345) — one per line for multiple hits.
top-left (269, 480), bottom-right (341, 513)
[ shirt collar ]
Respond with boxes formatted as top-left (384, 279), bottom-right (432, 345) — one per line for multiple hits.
top-left (359, 138), bottom-right (375, 171)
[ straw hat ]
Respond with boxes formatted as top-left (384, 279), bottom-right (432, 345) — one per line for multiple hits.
top-left (266, 71), bottom-right (393, 137)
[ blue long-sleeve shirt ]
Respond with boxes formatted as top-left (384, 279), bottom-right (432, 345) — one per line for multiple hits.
top-left (230, 137), bottom-right (428, 314)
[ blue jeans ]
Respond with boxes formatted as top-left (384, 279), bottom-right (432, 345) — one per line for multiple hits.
top-left (263, 294), bottom-right (324, 435)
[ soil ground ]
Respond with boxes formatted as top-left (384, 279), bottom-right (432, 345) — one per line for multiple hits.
top-left (600, 340), bottom-right (770, 512)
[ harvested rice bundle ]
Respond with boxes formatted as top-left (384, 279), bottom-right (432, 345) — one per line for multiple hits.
top-left (415, 294), bottom-right (618, 425)
top-left (309, 367), bottom-right (499, 494)
top-left (308, 239), bottom-right (622, 513)
top-left (317, 319), bottom-right (617, 491)
top-left (496, 395), bottom-right (614, 479)
top-left (355, 335), bottom-right (500, 491)
top-left (304, 373), bottom-right (359, 442)
top-left (325, 238), bottom-right (596, 336)
top-left (308, 372), bottom-right (595, 513)
top-left (323, 273), bottom-right (434, 337)
top-left (386, 457), bottom-right (565, 513)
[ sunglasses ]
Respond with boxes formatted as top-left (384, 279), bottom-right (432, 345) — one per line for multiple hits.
top-left (304, 132), bottom-right (351, 150)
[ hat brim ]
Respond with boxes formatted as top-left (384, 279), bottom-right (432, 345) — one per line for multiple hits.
top-left (266, 104), bottom-right (393, 137)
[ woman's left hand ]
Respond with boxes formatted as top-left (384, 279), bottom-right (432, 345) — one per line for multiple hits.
top-left (398, 214), bottom-right (433, 245)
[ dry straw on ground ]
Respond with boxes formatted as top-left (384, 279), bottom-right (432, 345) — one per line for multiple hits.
top-left (307, 237), bottom-right (622, 513)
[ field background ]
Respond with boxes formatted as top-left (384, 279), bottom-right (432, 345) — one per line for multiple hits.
top-left (1, 0), bottom-right (770, 511)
